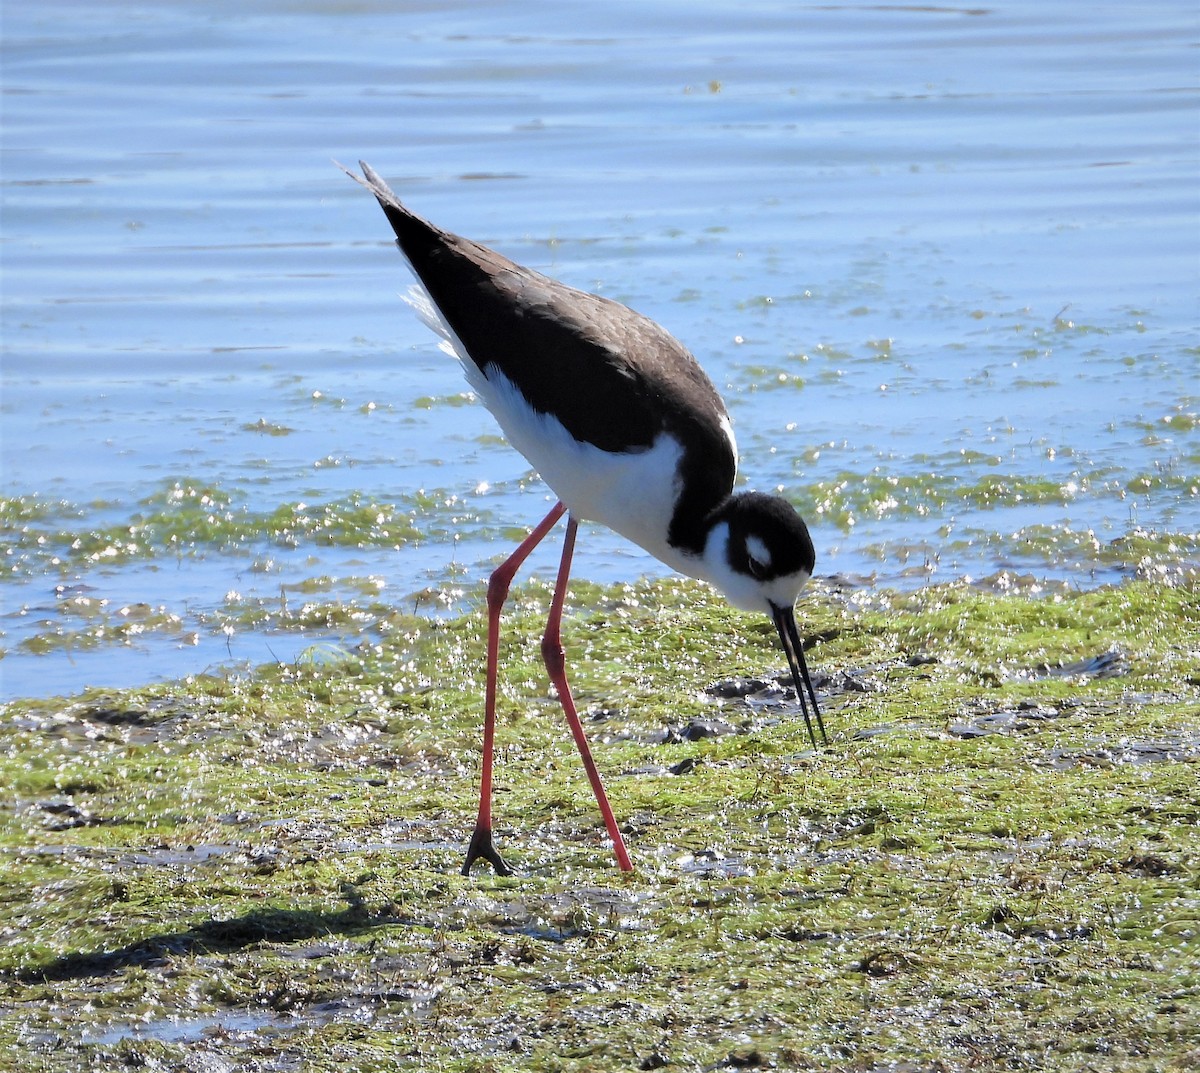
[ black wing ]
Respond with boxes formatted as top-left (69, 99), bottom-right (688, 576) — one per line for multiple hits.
top-left (344, 161), bottom-right (737, 550)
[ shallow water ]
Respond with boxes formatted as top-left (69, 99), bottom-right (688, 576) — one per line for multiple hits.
top-left (2, 0), bottom-right (1197, 698)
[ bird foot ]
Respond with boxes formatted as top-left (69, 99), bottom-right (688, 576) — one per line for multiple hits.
top-left (462, 826), bottom-right (513, 876)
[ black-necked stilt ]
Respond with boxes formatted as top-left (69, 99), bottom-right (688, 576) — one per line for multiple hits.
top-left (342, 161), bottom-right (825, 875)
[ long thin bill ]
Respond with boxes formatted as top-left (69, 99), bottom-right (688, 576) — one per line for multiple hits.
top-left (770, 602), bottom-right (827, 748)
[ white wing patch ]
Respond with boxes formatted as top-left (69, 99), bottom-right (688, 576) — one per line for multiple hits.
top-left (718, 412), bottom-right (738, 476)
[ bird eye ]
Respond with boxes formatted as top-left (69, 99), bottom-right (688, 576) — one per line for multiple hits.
top-left (744, 535), bottom-right (772, 580)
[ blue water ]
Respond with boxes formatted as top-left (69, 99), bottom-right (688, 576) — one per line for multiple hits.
top-left (2, 0), bottom-right (1198, 698)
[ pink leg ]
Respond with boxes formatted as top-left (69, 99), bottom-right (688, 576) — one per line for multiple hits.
top-left (463, 501), bottom-right (567, 876)
top-left (541, 516), bottom-right (634, 872)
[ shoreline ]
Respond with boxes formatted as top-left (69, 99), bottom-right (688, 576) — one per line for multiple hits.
top-left (4, 560), bottom-right (1197, 704)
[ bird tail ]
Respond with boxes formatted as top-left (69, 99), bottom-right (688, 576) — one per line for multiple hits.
top-left (337, 160), bottom-right (484, 388)
top-left (334, 159), bottom-right (403, 211)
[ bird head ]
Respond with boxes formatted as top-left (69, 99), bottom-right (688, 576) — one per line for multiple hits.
top-left (702, 491), bottom-right (826, 747)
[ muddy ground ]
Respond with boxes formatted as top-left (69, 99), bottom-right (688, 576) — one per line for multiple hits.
top-left (2, 576), bottom-right (1198, 1071)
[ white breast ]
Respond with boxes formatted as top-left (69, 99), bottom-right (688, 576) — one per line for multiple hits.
top-left (484, 369), bottom-right (703, 570)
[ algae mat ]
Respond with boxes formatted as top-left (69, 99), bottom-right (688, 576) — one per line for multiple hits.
top-left (1, 577), bottom-right (1197, 1071)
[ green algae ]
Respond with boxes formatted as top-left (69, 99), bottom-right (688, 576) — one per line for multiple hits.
top-left (807, 468), bottom-right (1200, 533)
top-left (413, 392), bottom-right (478, 410)
top-left (1, 577), bottom-right (1197, 1072)
top-left (241, 418), bottom-right (295, 436)
top-left (5, 467), bottom-right (1195, 596)
top-left (0, 480), bottom-right (501, 577)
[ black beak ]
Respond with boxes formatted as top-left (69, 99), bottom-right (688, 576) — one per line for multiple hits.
top-left (770, 602), bottom-right (826, 749)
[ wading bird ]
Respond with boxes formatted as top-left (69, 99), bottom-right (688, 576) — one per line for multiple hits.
top-left (343, 162), bottom-right (825, 875)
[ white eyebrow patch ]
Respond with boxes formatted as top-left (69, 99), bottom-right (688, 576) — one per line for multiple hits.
top-left (746, 535), bottom-right (771, 569)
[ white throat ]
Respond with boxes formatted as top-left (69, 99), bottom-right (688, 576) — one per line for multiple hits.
top-left (700, 520), bottom-right (812, 612)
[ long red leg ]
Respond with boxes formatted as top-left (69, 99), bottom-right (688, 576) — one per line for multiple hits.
top-left (462, 501), bottom-right (567, 876)
top-left (541, 516), bottom-right (634, 872)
